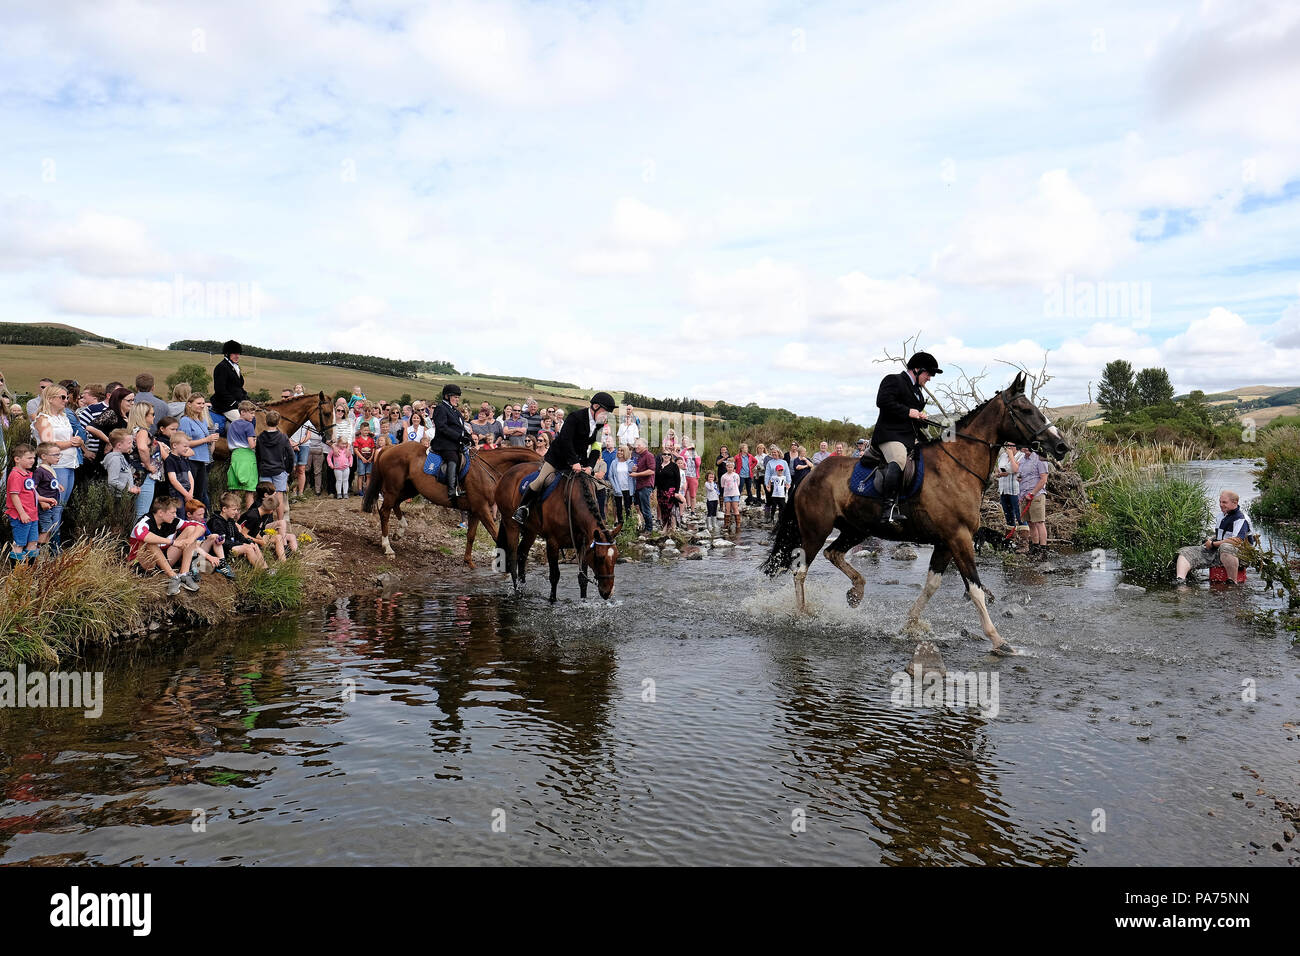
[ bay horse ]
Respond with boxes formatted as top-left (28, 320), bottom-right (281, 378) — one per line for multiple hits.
top-left (212, 391), bottom-right (335, 460)
top-left (361, 442), bottom-right (539, 567)
top-left (760, 373), bottom-right (1069, 655)
top-left (494, 465), bottom-right (622, 602)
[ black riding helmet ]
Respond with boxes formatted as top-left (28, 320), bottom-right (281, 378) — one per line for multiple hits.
top-left (442, 384), bottom-right (462, 398)
top-left (591, 391), bottom-right (615, 412)
top-left (223, 340), bottom-right (243, 358)
top-left (906, 351), bottom-right (943, 375)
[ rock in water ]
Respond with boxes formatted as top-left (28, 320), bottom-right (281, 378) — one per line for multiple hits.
top-left (1116, 583), bottom-right (1146, 593)
top-left (892, 544), bottom-right (918, 561)
top-left (906, 640), bottom-right (946, 679)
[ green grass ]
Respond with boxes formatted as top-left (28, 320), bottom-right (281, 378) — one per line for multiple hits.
top-left (1083, 464), bottom-right (1211, 584)
top-left (0, 534), bottom-right (153, 667)
top-left (1251, 426), bottom-right (1300, 522)
top-left (235, 557), bottom-right (307, 612)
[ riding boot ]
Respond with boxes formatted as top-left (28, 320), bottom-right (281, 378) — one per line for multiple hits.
top-left (877, 461), bottom-right (905, 525)
top-left (512, 486), bottom-right (539, 526)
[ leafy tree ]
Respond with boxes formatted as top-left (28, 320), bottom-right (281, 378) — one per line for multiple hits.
top-left (1134, 367), bottom-right (1174, 407)
top-left (398, 393), bottom-right (413, 407)
top-left (166, 362), bottom-right (211, 395)
top-left (1097, 360), bottom-right (1136, 421)
top-left (250, 388), bottom-right (273, 404)
top-left (333, 388), bottom-right (351, 404)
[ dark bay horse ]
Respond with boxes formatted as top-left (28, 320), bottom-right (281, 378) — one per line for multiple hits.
top-left (494, 466), bottom-right (621, 602)
top-left (212, 391), bottom-right (335, 460)
top-left (761, 373), bottom-right (1069, 655)
top-left (361, 443), bottom-right (539, 566)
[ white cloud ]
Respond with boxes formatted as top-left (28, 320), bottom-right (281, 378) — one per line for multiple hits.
top-left (610, 197), bottom-right (686, 247)
top-left (934, 170), bottom-right (1136, 287)
top-left (571, 248), bottom-right (653, 276)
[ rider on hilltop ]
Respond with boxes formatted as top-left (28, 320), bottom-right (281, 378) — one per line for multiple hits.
top-left (872, 351), bottom-right (941, 525)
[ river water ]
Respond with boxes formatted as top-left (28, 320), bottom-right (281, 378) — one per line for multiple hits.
top-left (1, 460), bottom-right (1296, 865)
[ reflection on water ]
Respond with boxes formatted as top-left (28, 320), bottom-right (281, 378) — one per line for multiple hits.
top-left (0, 461), bottom-right (1295, 866)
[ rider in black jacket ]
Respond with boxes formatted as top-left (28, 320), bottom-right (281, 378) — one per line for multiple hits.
top-left (872, 351), bottom-right (941, 524)
top-left (211, 340), bottom-right (250, 436)
top-left (512, 392), bottom-right (615, 524)
top-left (430, 384), bottom-right (472, 497)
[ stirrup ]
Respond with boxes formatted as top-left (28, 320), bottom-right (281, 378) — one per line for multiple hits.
top-left (512, 505), bottom-right (530, 525)
top-left (883, 499), bottom-right (904, 525)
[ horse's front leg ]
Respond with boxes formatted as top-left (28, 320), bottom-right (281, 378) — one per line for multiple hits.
top-left (379, 502), bottom-right (396, 557)
top-left (578, 541), bottom-right (590, 600)
top-left (547, 540), bottom-right (561, 603)
top-left (464, 513), bottom-right (479, 568)
top-left (950, 530), bottom-right (1013, 655)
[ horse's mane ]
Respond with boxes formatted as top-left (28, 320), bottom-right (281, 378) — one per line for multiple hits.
top-left (576, 473), bottom-right (607, 532)
top-left (919, 391), bottom-right (1002, 445)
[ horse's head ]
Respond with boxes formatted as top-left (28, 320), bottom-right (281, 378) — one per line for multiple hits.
top-left (590, 523), bottom-right (621, 600)
top-left (1001, 372), bottom-right (1069, 460)
top-left (315, 390), bottom-right (336, 442)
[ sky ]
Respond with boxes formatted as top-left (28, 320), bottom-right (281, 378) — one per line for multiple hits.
top-left (1, 0), bottom-right (1299, 420)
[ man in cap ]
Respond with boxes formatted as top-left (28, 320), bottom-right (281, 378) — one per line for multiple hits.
top-left (872, 351), bottom-right (942, 524)
top-left (211, 340), bottom-right (250, 437)
top-left (430, 384), bottom-right (472, 497)
top-left (513, 392), bottom-right (616, 525)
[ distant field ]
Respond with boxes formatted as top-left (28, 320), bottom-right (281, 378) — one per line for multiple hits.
top-left (0, 344), bottom-right (726, 420)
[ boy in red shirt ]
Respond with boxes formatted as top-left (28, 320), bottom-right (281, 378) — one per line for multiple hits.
top-left (353, 421), bottom-right (376, 496)
top-left (5, 443), bottom-right (40, 566)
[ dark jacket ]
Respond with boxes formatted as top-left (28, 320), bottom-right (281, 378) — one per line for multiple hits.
top-left (430, 400), bottom-right (471, 458)
top-left (873, 371), bottom-right (925, 449)
top-left (256, 428), bottom-right (294, 477)
top-left (212, 358), bottom-right (248, 413)
top-left (545, 408), bottom-right (600, 470)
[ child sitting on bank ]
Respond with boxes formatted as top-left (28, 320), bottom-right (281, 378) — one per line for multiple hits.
top-left (241, 483), bottom-right (299, 561)
top-left (164, 431), bottom-right (197, 518)
top-left (34, 441), bottom-right (63, 556)
top-left (103, 428), bottom-right (141, 498)
top-left (179, 499), bottom-right (236, 580)
top-left (255, 409), bottom-right (294, 523)
top-left (328, 439), bottom-right (353, 500)
top-left (208, 492), bottom-right (267, 569)
top-left (5, 443), bottom-right (40, 567)
top-left (128, 495), bottom-right (203, 595)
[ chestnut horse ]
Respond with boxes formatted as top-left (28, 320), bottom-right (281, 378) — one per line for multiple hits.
top-left (212, 391), bottom-right (335, 460)
top-left (494, 465), bottom-right (621, 602)
top-left (361, 442), bottom-right (539, 566)
top-left (761, 373), bottom-right (1069, 655)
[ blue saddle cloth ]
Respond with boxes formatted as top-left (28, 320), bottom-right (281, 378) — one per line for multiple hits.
top-left (518, 470), bottom-right (563, 501)
top-left (849, 454), bottom-right (924, 499)
top-left (422, 451), bottom-right (472, 482)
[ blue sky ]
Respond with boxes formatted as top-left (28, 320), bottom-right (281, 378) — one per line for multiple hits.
top-left (1, 0), bottom-right (1298, 418)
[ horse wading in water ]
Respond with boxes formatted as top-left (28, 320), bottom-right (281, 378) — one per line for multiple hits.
top-left (761, 372), bottom-right (1069, 655)
top-left (495, 466), bottom-right (621, 602)
top-left (361, 442), bottom-right (539, 566)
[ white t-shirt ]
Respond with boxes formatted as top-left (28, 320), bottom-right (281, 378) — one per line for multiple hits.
top-left (36, 413), bottom-right (79, 469)
top-left (996, 450), bottom-right (1024, 496)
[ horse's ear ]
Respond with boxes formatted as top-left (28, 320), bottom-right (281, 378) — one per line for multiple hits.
top-left (610, 522), bottom-right (623, 540)
top-left (318, 390), bottom-right (327, 401)
top-left (1011, 371), bottom-right (1026, 394)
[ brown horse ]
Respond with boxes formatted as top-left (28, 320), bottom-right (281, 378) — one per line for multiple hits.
top-left (212, 391), bottom-right (335, 460)
top-left (494, 465), bottom-right (621, 602)
top-left (761, 373), bottom-right (1069, 655)
top-left (361, 442), bottom-right (539, 566)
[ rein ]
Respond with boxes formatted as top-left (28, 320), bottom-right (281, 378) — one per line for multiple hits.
top-left (565, 471), bottom-right (616, 586)
top-left (929, 391), bottom-right (1040, 486)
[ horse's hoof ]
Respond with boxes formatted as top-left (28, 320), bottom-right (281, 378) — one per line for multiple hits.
top-left (464, 559), bottom-right (476, 569)
top-left (901, 618), bottom-right (932, 639)
top-left (990, 641), bottom-right (1016, 657)
top-left (983, 588), bottom-right (995, 604)
top-left (846, 588), bottom-right (863, 608)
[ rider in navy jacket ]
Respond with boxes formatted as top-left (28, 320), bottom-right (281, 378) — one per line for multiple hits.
top-left (430, 384), bottom-right (472, 497)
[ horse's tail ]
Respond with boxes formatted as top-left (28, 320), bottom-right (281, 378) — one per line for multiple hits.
top-left (361, 448), bottom-right (384, 514)
top-left (760, 481), bottom-right (802, 577)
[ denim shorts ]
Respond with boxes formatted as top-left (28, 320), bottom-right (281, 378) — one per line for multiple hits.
top-left (357, 460), bottom-right (372, 476)
top-left (265, 471), bottom-right (289, 492)
top-left (724, 495), bottom-right (740, 502)
top-left (38, 507), bottom-right (61, 532)
top-left (295, 445), bottom-right (311, 466)
top-left (8, 517), bottom-right (39, 547)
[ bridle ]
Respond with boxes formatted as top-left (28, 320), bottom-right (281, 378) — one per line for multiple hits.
top-left (277, 395), bottom-right (335, 443)
top-left (932, 390), bottom-right (1050, 485)
top-left (565, 471), bottom-right (617, 588)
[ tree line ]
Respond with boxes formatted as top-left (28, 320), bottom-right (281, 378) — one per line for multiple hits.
top-left (168, 341), bottom-right (458, 379)
top-left (0, 323), bottom-right (84, 346)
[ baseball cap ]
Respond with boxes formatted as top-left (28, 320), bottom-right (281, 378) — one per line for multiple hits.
top-left (775, 463), bottom-right (785, 470)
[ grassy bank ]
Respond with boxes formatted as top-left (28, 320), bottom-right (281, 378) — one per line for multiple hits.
top-left (1077, 463), bottom-right (1210, 584)
top-left (1251, 426), bottom-right (1300, 522)
top-left (0, 535), bottom-right (329, 669)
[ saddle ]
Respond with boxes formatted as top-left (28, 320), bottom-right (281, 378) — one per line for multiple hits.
top-left (422, 450), bottom-right (472, 482)
top-left (849, 446), bottom-right (923, 500)
top-left (518, 470), bottom-right (564, 502)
